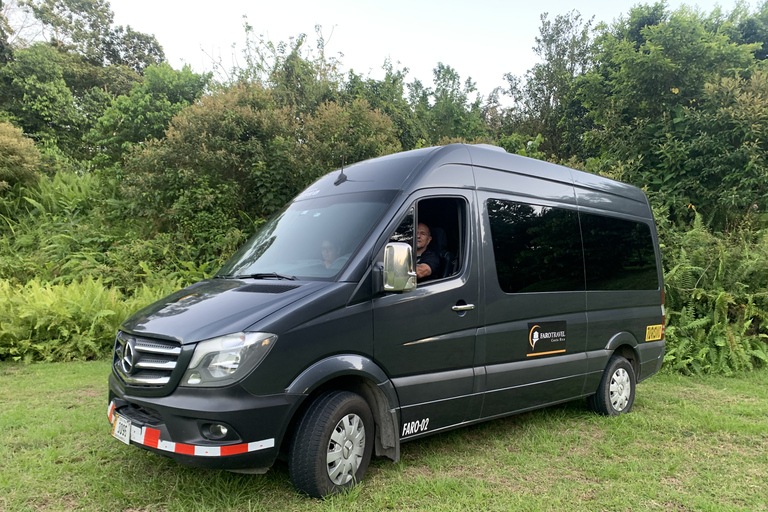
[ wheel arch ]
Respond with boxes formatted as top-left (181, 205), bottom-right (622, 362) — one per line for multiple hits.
top-left (283, 355), bottom-right (401, 462)
top-left (605, 331), bottom-right (640, 378)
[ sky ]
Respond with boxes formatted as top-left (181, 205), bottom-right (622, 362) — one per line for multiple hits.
top-left (109, 0), bottom-right (736, 101)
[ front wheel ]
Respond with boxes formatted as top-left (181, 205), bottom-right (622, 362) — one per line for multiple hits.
top-left (288, 391), bottom-right (374, 497)
top-left (587, 355), bottom-right (636, 416)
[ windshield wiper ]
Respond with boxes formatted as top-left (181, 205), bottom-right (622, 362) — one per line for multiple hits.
top-left (216, 272), bottom-right (297, 281)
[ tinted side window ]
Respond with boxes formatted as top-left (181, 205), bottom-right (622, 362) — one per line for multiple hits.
top-left (581, 214), bottom-right (658, 290)
top-left (487, 199), bottom-right (584, 293)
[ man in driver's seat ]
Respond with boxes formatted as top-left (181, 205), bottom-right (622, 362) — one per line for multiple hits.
top-left (416, 222), bottom-right (439, 281)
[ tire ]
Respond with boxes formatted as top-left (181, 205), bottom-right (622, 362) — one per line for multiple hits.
top-left (288, 391), bottom-right (374, 498)
top-left (587, 355), bottom-right (636, 416)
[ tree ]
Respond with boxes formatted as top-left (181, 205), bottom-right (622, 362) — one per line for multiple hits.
top-left (88, 63), bottom-right (210, 165)
top-left (224, 22), bottom-right (342, 115)
top-left (300, 98), bottom-right (402, 174)
top-left (0, 0), bottom-right (12, 62)
top-left (404, 63), bottom-right (486, 145)
top-left (430, 63), bottom-right (486, 142)
top-left (0, 0), bottom-right (166, 160)
top-left (504, 10), bottom-right (594, 158)
top-left (730, 0), bottom-right (768, 61)
top-left (21, 0), bottom-right (114, 62)
top-left (103, 24), bottom-right (164, 74)
top-left (582, 4), bottom-right (756, 140)
top-left (6, 0), bottom-right (163, 70)
top-left (648, 71), bottom-right (768, 227)
top-left (120, 84), bottom-right (400, 256)
top-left (2, 0), bottom-right (45, 47)
top-left (346, 60), bottom-right (426, 150)
top-left (0, 42), bottom-right (78, 145)
top-left (577, 3), bottom-right (759, 198)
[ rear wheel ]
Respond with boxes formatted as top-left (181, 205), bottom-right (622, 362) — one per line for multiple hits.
top-left (288, 391), bottom-right (374, 497)
top-left (587, 355), bottom-right (636, 416)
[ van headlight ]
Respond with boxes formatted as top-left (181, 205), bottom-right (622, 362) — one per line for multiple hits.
top-left (181, 332), bottom-right (277, 387)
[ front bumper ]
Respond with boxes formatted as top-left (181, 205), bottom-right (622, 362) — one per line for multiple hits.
top-left (108, 373), bottom-right (304, 470)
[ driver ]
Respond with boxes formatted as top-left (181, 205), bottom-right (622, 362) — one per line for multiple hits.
top-left (415, 223), bottom-right (439, 281)
top-left (320, 240), bottom-right (341, 268)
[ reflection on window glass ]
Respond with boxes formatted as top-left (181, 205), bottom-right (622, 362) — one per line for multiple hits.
top-left (487, 199), bottom-right (584, 293)
top-left (389, 206), bottom-right (414, 246)
top-left (218, 191), bottom-right (395, 280)
top-left (581, 214), bottom-right (658, 290)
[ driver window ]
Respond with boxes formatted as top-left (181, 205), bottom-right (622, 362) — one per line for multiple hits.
top-left (389, 206), bottom-right (414, 245)
top-left (388, 198), bottom-right (466, 283)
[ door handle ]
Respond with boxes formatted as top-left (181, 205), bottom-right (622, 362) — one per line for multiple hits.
top-left (451, 304), bottom-right (475, 312)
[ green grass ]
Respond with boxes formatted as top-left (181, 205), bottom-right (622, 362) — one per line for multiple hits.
top-left (1, 362), bottom-right (767, 511)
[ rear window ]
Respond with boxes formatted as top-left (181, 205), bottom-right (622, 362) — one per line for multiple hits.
top-left (581, 214), bottom-right (658, 290)
top-left (487, 198), bottom-right (659, 293)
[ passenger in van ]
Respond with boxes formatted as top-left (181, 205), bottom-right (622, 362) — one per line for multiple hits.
top-left (320, 240), bottom-right (341, 269)
top-left (416, 223), bottom-right (439, 281)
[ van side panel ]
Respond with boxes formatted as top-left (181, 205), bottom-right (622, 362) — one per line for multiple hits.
top-left (474, 169), bottom-right (577, 206)
top-left (475, 184), bottom-right (589, 419)
top-left (569, 171), bottom-right (649, 206)
top-left (583, 297), bottom-right (661, 392)
top-left (574, 186), bottom-right (651, 218)
top-left (482, 317), bottom-right (588, 417)
top-left (483, 352), bottom-right (588, 417)
top-left (467, 146), bottom-right (575, 187)
top-left (637, 340), bottom-right (665, 381)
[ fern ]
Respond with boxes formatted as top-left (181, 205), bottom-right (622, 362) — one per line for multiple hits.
top-left (660, 214), bottom-right (768, 374)
top-left (0, 276), bottom-right (180, 362)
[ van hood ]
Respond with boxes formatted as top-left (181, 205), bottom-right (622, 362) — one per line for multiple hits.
top-left (120, 279), bottom-right (330, 344)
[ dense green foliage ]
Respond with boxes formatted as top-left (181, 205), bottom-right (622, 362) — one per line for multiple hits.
top-left (0, 0), bottom-right (766, 373)
top-left (87, 62), bottom-right (211, 166)
top-left (660, 214), bottom-right (768, 374)
top-left (0, 276), bottom-right (176, 362)
top-left (0, 120), bottom-right (39, 192)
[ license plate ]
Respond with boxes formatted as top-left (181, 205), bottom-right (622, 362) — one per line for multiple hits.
top-left (111, 413), bottom-right (131, 445)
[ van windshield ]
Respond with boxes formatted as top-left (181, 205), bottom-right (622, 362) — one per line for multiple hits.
top-left (217, 190), bottom-right (396, 280)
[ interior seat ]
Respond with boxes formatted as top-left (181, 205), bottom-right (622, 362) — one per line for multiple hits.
top-left (429, 227), bottom-right (456, 279)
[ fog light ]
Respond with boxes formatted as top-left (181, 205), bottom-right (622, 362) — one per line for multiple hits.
top-left (208, 424), bottom-right (228, 440)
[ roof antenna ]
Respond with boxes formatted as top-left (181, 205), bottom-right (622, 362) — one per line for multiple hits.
top-left (334, 156), bottom-right (348, 186)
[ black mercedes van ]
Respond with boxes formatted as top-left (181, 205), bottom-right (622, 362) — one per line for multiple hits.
top-left (108, 144), bottom-right (665, 497)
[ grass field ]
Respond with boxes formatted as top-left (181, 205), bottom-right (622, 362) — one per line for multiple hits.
top-left (1, 361), bottom-right (767, 511)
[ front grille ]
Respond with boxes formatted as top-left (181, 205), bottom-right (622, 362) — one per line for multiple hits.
top-left (119, 403), bottom-right (163, 426)
top-left (113, 331), bottom-right (182, 387)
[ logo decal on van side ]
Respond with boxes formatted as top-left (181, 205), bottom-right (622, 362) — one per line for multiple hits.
top-left (528, 322), bottom-right (567, 357)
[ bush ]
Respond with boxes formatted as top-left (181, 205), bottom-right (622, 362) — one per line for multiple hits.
top-left (0, 170), bottom-right (223, 291)
top-left (121, 85), bottom-right (401, 259)
top-left (0, 121), bottom-right (40, 193)
top-left (661, 214), bottom-right (768, 374)
top-left (0, 276), bottom-right (180, 362)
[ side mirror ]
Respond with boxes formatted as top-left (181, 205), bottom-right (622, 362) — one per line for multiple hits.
top-left (383, 242), bottom-right (417, 292)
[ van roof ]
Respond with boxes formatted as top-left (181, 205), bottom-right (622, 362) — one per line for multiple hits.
top-left (300, 144), bottom-right (650, 218)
